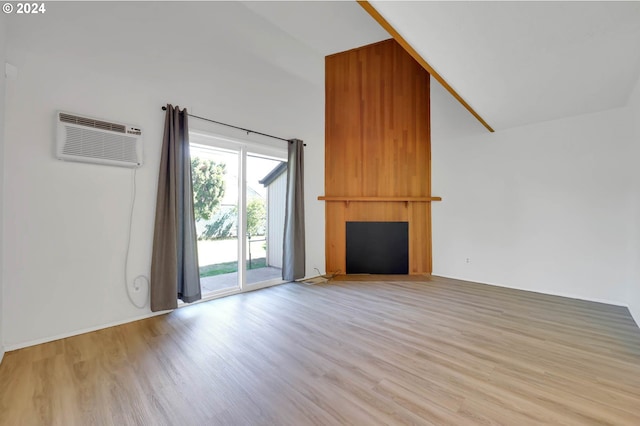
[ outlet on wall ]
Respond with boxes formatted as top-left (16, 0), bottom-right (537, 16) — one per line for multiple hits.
top-left (465, 258), bottom-right (471, 264)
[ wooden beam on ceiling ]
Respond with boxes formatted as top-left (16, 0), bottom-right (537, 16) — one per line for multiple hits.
top-left (358, 0), bottom-right (495, 133)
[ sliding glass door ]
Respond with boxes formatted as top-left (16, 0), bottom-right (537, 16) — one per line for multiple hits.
top-left (190, 132), bottom-right (286, 298)
top-left (190, 145), bottom-right (241, 295)
top-left (245, 154), bottom-right (286, 285)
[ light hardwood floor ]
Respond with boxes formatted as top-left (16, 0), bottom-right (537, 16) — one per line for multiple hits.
top-left (1, 276), bottom-right (640, 425)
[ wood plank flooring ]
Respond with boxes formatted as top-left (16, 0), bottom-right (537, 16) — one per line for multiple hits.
top-left (1, 276), bottom-right (640, 425)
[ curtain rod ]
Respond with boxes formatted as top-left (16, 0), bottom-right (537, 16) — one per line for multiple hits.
top-left (161, 106), bottom-right (305, 146)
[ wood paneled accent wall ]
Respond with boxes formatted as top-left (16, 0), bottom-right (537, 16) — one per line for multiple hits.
top-left (323, 39), bottom-right (433, 275)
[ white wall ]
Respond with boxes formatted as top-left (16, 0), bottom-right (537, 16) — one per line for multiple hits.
top-left (0, 13), bottom-right (7, 363)
top-left (9, 3), bottom-right (634, 351)
top-left (3, 3), bottom-right (325, 349)
top-left (627, 75), bottom-right (640, 326)
top-left (431, 77), bottom-right (637, 305)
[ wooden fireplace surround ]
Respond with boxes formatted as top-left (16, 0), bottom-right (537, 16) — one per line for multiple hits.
top-left (319, 39), bottom-right (441, 275)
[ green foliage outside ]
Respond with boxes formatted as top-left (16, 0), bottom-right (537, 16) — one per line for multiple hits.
top-left (200, 199), bottom-right (266, 240)
top-left (199, 258), bottom-right (267, 278)
top-left (246, 198), bottom-right (266, 237)
top-left (201, 207), bottom-right (237, 240)
top-left (191, 156), bottom-right (267, 241)
top-left (191, 157), bottom-right (226, 222)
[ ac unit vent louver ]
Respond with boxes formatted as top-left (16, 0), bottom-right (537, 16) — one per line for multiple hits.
top-left (59, 112), bottom-right (127, 133)
top-left (56, 111), bottom-right (143, 168)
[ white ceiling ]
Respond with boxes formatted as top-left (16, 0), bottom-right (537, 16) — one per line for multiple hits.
top-left (241, 1), bottom-right (389, 57)
top-left (8, 1), bottom-right (640, 133)
top-left (244, 0), bottom-right (640, 130)
top-left (370, 1), bottom-right (640, 130)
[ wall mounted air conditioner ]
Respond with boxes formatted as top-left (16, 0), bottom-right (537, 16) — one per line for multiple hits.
top-left (56, 111), bottom-right (143, 168)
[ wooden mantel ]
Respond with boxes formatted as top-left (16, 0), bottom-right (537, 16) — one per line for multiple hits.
top-left (318, 196), bottom-right (442, 207)
top-left (318, 196), bottom-right (442, 202)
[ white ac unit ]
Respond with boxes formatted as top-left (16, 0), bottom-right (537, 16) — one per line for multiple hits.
top-left (56, 111), bottom-right (143, 168)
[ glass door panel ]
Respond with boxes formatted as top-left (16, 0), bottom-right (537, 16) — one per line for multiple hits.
top-left (190, 145), bottom-right (241, 296)
top-left (245, 153), bottom-right (286, 286)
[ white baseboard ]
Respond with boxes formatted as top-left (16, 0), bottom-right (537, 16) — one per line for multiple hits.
top-left (431, 274), bottom-right (629, 307)
top-left (5, 277), bottom-right (637, 353)
top-left (0, 346), bottom-right (4, 365)
top-left (7, 281), bottom-right (288, 352)
top-left (4, 310), bottom-right (171, 352)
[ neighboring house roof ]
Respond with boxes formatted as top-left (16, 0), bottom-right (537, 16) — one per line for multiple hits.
top-left (259, 162), bottom-right (287, 187)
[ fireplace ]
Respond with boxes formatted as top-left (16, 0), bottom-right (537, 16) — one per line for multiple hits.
top-left (346, 222), bottom-right (409, 274)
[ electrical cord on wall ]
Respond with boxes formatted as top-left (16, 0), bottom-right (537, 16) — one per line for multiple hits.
top-left (125, 168), bottom-right (150, 309)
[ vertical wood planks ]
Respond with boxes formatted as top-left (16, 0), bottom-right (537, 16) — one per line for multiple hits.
top-left (325, 39), bottom-right (432, 275)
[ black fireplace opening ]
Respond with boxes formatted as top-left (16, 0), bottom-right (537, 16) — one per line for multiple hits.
top-left (346, 221), bottom-right (409, 274)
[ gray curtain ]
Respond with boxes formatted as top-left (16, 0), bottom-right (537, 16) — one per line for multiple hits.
top-left (282, 139), bottom-right (305, 281)
top-left (150, 104), bottom-right (201, 311)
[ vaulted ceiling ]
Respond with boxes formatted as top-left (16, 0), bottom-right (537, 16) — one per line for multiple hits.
top-left (9, 1), bottom-right (640, 133)
top-left (369, 1), bottom-right (640, 131)
top-left (246, 0), bottom-right (640, 131)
